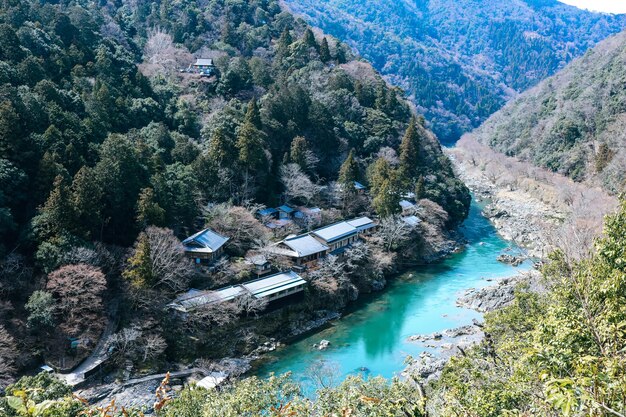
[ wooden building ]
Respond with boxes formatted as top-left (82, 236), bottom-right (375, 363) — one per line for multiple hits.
top-left (182, 228), bottom-right (229, 264)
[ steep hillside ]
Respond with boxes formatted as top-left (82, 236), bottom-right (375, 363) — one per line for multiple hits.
top-left (466, 30), bottom-right (626, 194)
top-left (283, 0), bottom-right (626, 143)
top-left (0, 0), bottom-right (469, 386)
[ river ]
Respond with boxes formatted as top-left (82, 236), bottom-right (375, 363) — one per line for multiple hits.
top-left (255, 199), bottom-right (531, 391)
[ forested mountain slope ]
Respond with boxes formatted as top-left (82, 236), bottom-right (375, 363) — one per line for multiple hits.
top-left (0, 0), bottom-right (469, 386)
top-left (465, 30), bottom-right (626, 194)
top-left (283, 0), bottom-right (626, 143)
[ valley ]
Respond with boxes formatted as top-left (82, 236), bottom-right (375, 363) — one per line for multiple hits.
top-left (1, 0), bottom-right (626, 416)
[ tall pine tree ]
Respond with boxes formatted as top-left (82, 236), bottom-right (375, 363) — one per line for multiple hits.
top-left (320, 38), bottom-right (331, 63)
top-left (399, 117), bottom-right (421, 184)
top-left (70, 166), bottom-right (103, 240)
top-left (302, 28), bottom-right (318, 50)
top-left (123, 232), bottom-right (154, 288)
top-left (290, 136), bottom-right (309, 171)
top-left (338, 149), bottom-right (359, 190)
top-left (245, 98), bottom-right (262, 129)
top-left (368, 157), bottom-right (401, 217)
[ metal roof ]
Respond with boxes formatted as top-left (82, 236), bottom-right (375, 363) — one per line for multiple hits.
top-left (346, 217), bottom-right (376, 233)
top-left (182, 229), bottom-right (229, 253)
top-left (282, 234), bottom-right (329, 257)
top-left (197, 372), bottom-right (227, 389)
top-left (346, 217), bottom-right (374, 228)
top-left (277, 205), bottom-right (295, 213)
top-left (399, 200), bottom-right (415, 209)
top-left (403, 215), bottom-right (422, 226)
top-left (354, 181), bottom-right (366, 190)
top-left (168, 286), bottom-right (243, 312)
top-left (311, 221), bottom-right (358, 243)
top-left (258, 207), bottom-right (278, 216)
top-left (242, 271), bottom-right (306, 299)
top-left (194, 58), bottom-right (214, 66)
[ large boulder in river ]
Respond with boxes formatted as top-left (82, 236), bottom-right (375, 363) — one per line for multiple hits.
top-left (497, 253), bottom-right (524, 266)
top-left (317, 340), bottom-right (331, 350)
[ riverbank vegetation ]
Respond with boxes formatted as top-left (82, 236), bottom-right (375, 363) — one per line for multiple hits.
top-left (3, 198), bottom-right (626, 416)
top-left (452, 136), bottom-right (617, 259)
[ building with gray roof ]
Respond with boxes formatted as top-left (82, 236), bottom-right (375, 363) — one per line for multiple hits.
top-left (346, 217), bottom-right (377, 234)
top-left (242, 271), bottom-right (307, 302)
top-left (168, 271), bottom-right (306, 313)
top-left (182, 228), bottom-right (229, 264)
top-left (311, 221), bottom-right (359, 251)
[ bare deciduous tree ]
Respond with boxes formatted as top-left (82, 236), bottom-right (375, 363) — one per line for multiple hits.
top-left (141, 333), bottom-right (167, 362)
top-left (46, 264), bottom-right (107, 338)
top-left (305, 359), bottom-right (341, 389)
top-left (280, 163), bottom-right (321, 204)
top-left (377, 146), bottom-right (400, 166)
top-left (0, 325), bottom-right (17, 388)
top-left (144, 227), bottom-right (195, 292)
top-left (186, 301), bottom-right (240, 328)
top-left (203, 203), bottom-right (270, 256)
top-left (0, 254), bottom-right (33, 296)
top-left (378, 215), bottom-right (415, 252)
top-left (234, 292), bottom-right (268, 317)
top-left (108, 327), bottom-right (142, 363)
top-left (143, 28), bottom-right (193, 75)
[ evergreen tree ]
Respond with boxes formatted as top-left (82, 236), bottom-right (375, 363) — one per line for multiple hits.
top-left (399, 117), bottom-right (421, 183)
top-left (289, 136), bottom-right (309, 171)
top-left (245, 98), bottom-right (262, 129)
top-left (70, 166), bottom-right (103, 240)
top-left (375, 82), bottom-right (388, 112)
top-left (236, 121), bottom-right (267, 172)
top-left (276, 27), bottom-right (293, 59)
top-left (372, 177), bottom-right (401, 218)
top-left (320, 38), bottom-right (331, 63)
top-left (95, 134), bottom-right (147, 244)
top-left (368, 157), bottom-right (401, 217)
top-left (207, 128), bottom-right (236, 168)
top-left (123, 232), bottom-right (154, 288)
top-left (34, 175), bottom-right (74, 241)
top-left (302, 28), bottom-right (318, 50)
top-left (136, 187), bottom-right (166, 229)
top-left (335, 44), bottom-right (347, 64)
top-left (414, 175), bottom-right (425, 200)
top-left (338, 149), bottom-right (359, 189)
top-left (25, 290), bottom-right (56, 331)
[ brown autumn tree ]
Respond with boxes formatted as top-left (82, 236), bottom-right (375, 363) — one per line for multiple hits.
top-left (46, 264), bottom-right (107, 338)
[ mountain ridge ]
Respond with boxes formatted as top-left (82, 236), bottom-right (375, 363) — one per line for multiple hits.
top-left (463, 29), bottom-right (626, 194)
top-left (283, 0), bottom-right (626, 143)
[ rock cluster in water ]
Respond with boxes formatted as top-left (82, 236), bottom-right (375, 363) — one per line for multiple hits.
top-left (404, 324), bottom-right (483, 382)
top-left (456, 271), bottom-right (542, 313)
top-left (497, 253), bottom-right (524, 266)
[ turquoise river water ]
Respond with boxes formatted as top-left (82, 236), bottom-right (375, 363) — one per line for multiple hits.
top-left (255, 199), bottom-right (531, 391)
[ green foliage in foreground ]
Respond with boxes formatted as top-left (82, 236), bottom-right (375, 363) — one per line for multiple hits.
top-left (433, 199), bottom-right (626, 416)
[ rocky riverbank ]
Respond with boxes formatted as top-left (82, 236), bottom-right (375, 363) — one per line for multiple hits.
top-left (447, 151), bottom-right (566, 258)
top-left (402, 324), bottom-right (484, 383)
top-left (403, 270), bottom-right (543, 382)
top-left (457, 270), bottom-right (543, 312)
